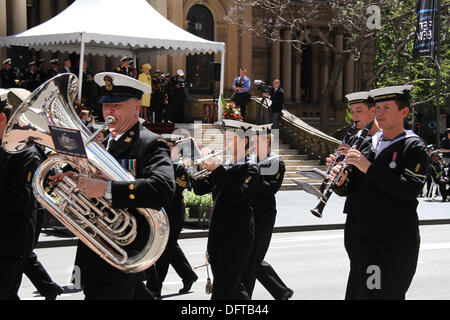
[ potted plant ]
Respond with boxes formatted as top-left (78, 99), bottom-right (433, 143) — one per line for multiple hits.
top-left (184, 190), bottom-right (213, 228)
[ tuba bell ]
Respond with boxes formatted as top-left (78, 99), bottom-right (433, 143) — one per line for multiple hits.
top-left (2, 73), bottom-right (169, 273)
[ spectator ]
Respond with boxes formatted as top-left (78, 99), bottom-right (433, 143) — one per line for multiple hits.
top-left (440, 128), bottom-right (450, 165)
top-left (262, 79), bottom-right (284, 129)
top-left (232, 68), bottom-right (251, 120)
top-left (138, 63), bottom-right (152, 122)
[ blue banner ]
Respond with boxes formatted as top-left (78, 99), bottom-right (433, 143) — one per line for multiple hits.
top-left (413, 0), bottom-right (439, 57)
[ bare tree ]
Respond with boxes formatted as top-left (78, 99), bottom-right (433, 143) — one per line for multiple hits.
top-left (225, 0), bottom-right (447, 131)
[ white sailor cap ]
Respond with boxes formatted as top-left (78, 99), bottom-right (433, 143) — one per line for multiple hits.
top-left (94, 72), bottom-right (151, 103)
top-left (345, 91), bottom-right (373, 105)
top-left (253, 123), bottom-right (273, 134)
top-left (223, 119), bottom-right (256, 137)
top-left (0, 88), bottom-right (31, 112)
top-left (161, 134), bottom-right (184, 143)
top-left (369, 85), bottom-right (413, 103)
top-left (121, 56), bottom-right (131, 62)
top-left (430, 149), bottom-right (442, 156)
top-left (2, 58), bottom-right (11, 65)
top-left (0, 89), bottom-right (8, 108)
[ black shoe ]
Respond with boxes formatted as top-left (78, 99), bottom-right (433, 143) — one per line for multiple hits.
top-left (45, 285), bottom-right (64, 300)
top-left (279, 289), bottom-right (294, 300)
top-left (179, 275), bottom-right (198, 294)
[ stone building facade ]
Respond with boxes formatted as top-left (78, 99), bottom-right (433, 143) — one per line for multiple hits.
top-left (0, 0), bottom-right (373, 121)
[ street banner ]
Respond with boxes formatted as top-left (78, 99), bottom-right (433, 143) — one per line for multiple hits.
top-left (413, 0), bottom-right (439, 57)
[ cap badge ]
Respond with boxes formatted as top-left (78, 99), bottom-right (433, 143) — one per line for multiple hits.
top-left (104, 76), bottom-right (113, 91)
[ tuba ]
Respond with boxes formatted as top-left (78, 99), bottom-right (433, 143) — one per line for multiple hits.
top-left (2, 73), bottom-right (169, 273)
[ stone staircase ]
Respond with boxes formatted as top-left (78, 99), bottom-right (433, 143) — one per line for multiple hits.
top-left (173, 123), bottom-right (326, 191)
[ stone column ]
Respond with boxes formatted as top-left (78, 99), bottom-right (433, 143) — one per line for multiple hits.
top-left (270, 41), bottom-right (280, 81)
top-left (322, 49), bottom-right (329, 94)
top-left (344, 56), bottom-right (355, 95)
top-left (39, 0), bottom-right (53, 71)
top-left (0, 0), bottom-right (7, 64)
top-left (40, 0), bottom-right (52, 23)
top-left (151, 0), bottom-right (168, 73)
top-left (56, 0), bottom-right (69, 13)
top-left (295, 50), bottom-right (302, 103)
top-left (227, 23), bottom-right (239, 92)
top-left (239, 6), bottom-right (253, 80)
top-left (6, 0), bottom-right (27, 34)
top-left (168, 0), bottom-right (184, 76)
top-left (334, 34), bottom-right (343, 102)
top-left (312, 46), bottom-right (320, 104)
top-left (281, 29), bottom-right (292, 102)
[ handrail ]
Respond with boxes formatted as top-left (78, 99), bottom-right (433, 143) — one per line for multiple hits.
top-left (250, 97), bottom-right (340, 164)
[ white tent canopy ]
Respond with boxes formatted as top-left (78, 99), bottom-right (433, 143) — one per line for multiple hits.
top-left (0, 0), bottom-right (225, 120)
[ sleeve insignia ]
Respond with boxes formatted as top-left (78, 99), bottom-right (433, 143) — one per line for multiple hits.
top-left (276, 173), bottom-right (281, 180)
top-left (245, 176), bottom-right (252, 184)
top-left (415, 163), bottom-right (421, 173)
top-left (27, 171), bottom-right (32, 183)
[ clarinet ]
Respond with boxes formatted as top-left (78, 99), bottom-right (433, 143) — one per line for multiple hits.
top-left (317, 122), bottom-right (358, 195)
top-left (310, 120), bottom-right (374, 218)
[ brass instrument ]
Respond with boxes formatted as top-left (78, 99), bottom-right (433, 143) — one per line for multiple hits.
top-left (182, 149), bottom-right (225, 180)
top-left (2, 73), bottom-right (169, 273)
top-left (310, 120), bottom-right (374, 218)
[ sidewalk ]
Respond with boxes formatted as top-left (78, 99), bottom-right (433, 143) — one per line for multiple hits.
top-left (36, 191), bottom-right (450, 248)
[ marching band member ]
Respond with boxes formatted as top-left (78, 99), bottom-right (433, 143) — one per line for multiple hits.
top-left (238, 124), bottom-right (293, 300)
top-left (329, 91), bottom-right (380, 299)
top-left (145, 134), bottom-right (198, 298)
top-left (341, 85), bottom-right (429, 299)
top-left (51, 73), bottom-right (175, 300)
top-left (192, 120), bottom-right (260, 300)
top-left (0, 89), bottom-right (43, 299)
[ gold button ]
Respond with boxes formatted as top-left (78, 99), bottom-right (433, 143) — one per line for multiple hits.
top-left (129, 194), bottom-right (135, 200)
top-left (129, 184), bottom-right (135, 190)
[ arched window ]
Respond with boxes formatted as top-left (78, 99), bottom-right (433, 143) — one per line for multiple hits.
top-left (186, 5), bottom-right (214, 94)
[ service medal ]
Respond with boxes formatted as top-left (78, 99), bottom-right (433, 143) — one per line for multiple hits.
top-left (389, 152), bottom-right (398, 169)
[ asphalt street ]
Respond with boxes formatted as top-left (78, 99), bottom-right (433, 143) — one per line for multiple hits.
top-left (20, 189), bottom-right (450, 300)
top-left (19, 223), bottom-right (450, 300)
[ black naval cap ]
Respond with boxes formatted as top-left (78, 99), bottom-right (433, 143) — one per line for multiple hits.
top-left (94, 72), bottom-right (151, 103)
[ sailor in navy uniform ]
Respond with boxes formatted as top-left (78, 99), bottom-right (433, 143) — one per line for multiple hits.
top-left (0, 89), bottom-right (44, 299)
top-left (115, 56), bottom-right (134, 77)
top-left (238, 124), bottom-right (293, 300)
top-left (340, 85), bottom-right (430, 299)
top-left (1, 58), bottom-right (19, 88)
top-left (329, 91), bottom-right (381, 299)
top-left (192, 119), bottom-right (260, 300)
top-left (429, 150), bottom-right (449, 202)
top-left (145, 134), bottom-right (198, 298)
top-left (54, 72), bottom-right (176, 300)
top-left (47, 59), bottom-right (60, 79)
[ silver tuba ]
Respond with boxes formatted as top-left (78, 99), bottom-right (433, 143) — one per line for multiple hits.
top-left (2, 73), bottom-right (169, 273)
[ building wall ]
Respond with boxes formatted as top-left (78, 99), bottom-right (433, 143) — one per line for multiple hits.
top-left (1, 0), bottom-right (369, 116)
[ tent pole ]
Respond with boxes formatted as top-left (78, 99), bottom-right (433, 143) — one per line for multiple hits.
top-left (218, 46), bottom-right (225, 123)
top-left (78, 32), bottom-right (85, 103)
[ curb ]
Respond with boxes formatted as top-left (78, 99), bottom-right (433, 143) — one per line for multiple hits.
top-left (35, 219), bottom-right (450, 249)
